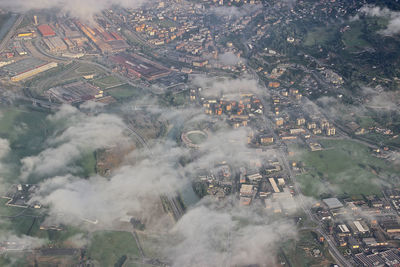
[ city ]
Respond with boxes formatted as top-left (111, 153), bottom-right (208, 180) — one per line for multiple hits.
top-left (0, 0), bottom-right (399, 266)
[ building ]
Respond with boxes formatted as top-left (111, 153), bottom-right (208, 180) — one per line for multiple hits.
top-left (240, 197), bottom-right (252, 206)
top-left (17, 32), bottom-right (34, 38)
top-left (110, 53), bottom-right (171, 81)
top-left (43, 36), bottom-right (68, 52)
top-left (326, 127), bottom-right (336, 136)
top-left (355, 253), bottom-right (385, 267)
top-left (351, 220), bottom-right (370, 234)
top-left (322, 198), bottom-right (343, 210)
top-left (240, 184), bottom-right (254, 197)
top-left (47, 81), bottom-right (103, 104)
top-left (381, 220), bottom-right (400, 234)
top-left (337, 224), bottom-right (351, 237)
top-left (37, 24), bottom-right (56, 37)
top-left (269, 178), bottom-right (280, 193)
top-left (289, 128), bottom-right (306, 135)
top-left (348, 236), bottom-right (360, 250)
top-left (296, 117), bottom-right (305, 126)
top-left (259, 135), bottom-right (274, 145)
top-left (2, 58), bottom-right (58, 82)
top-left (275, 117), bottom-right (284, 126)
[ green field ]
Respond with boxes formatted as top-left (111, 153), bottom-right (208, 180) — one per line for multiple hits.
top-left (77, 151), bottom-right (97, 177)
top-left (93, 75), bottom-right (124, 89)
top-left (87, 231), bottom-right (140, 267)
top-left (107, 84), bottom-right (146, 100)
top-left (342, 22), bottom-right (370, 52)
top-left (0, 105), bottom-right (97, 182)
top-left (0, 198), bottom-right (44, 236)
top-left (0, 254), bottom-right (28, 267)
top-left (291, 139), bottom-right (397, 198)
top-left (0, 106), bottom-right (53, 183)
top-left (304, 27), bottom-right (337, 47)
top-left (74, 64), bottom-right (100, 74)
top-left (187, 132), bottom-right (207, 145)
top-left (0, 198), bottom-right (27, 217)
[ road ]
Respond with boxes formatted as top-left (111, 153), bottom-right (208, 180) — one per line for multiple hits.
top-left (276, 135), bottom-right (352, 267)
top-left (253, 63), bottom-right (352, 266)
top-left (0, 14), bottom-right (24, 53)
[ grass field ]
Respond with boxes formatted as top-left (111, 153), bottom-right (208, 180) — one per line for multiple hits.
top-left (107, 84), bottom-right (146, 100)
top-left (74, 64), bottom-right (100, 74)
top-left (0, 106), bottom-right (52, 183)
top-left (77, 151), bottom-right (97, 177)
top-left (342, 21), bottom-right (370, 52)
top-left (304, 27), bottom-right (337, 46)
top-left (93, 75), bottom-right (124, 89)
top-left (87, 231), bottom-right (140, 267)
top-left (0, 254), bottom-right (28, 267)
top-left (0, 198), bottom-right (43, 236)
top-left (0, 198), bottom-right (27, 217)
top-left (187, 132), bottom-right (207, 145)
top-left (290, 139), bottom-right (397, 198)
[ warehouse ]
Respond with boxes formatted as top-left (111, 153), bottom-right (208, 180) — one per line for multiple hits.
top-left (2, 58), bottom-right (58, 82)
top-left (43, 36), bottom-right (68, 52)
top-left (37, 24), bottom-right (56, 37)
top-left (322, 197), bottom-right (343, 210)
top-left (110, 53), bottom-right (171, 81)
top-left (47, 81), bottom-right (103, 104)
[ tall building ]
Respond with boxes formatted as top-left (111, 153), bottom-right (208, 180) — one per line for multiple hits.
top-left (296, 117), bottom-right (305, 126)
top-left (326, 127), bottom-right (336, 136)
top-left (34, 15), bottom-right (38, 25)
top-left (275, 117), bottom-right (284, 126)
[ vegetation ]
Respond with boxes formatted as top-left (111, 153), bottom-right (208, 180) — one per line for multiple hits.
top-left (0, 105), bottom-right (53, 183)
top-left (290, 140), bottom-right (397, 198)
top-left (281, 230), bottom-right (334, 267)
top-left (192, 181), bottom-right (208, 198)
top-left (107, 84), bottom-right (146, 101)
top-left (87, 231), bottom-right (140, 267)
top-left (93, 75), bottom-right (124, 89)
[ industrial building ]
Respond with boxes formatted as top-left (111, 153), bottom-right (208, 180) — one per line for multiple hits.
top-left (37, 24), bottom-right (56, 37)
top-left (240, 184), bottom-right (254, 197)
top-left (322, 198), bottom-right (344, 210)
top-left (47, 81), bottom-right (103, 104)
top-left (269, 177), bottom-right (280, 193)
top-left (110, 53), bottom-right (171, 81)
top-left (1, 58), bottom-right (58, 82)
top-left (43, 36), bottom-right (68, 52)
top-left (74, 21), bottom-right (129, 53)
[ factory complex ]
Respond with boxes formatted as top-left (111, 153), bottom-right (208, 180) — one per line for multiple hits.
top-left (46, 81), bottom-right (104, 104)
top-left (110, 52), bottom-right (171, 81)
top-left (1, 58), bottom-right (57, 82)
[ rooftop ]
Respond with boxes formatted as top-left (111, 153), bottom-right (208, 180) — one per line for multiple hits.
top-left (322, 197), bottom-right (343, 210)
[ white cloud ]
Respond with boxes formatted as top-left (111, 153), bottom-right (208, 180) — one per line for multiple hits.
top-left (0, 0), bottom-right (147, 21)
top-left (359, 5), bottom-right (400, 36)
top-left (168, 200), bottom-right (297, 267)
top-left (19, 105), bottom-right (129, 180)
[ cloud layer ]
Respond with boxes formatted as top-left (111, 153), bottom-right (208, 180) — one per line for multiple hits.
top-left (0, 0), bottom-right (147, 21)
